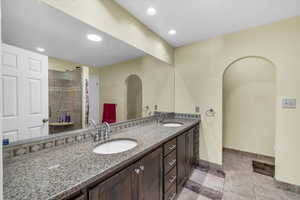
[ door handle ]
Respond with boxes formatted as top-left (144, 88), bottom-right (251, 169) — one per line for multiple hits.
top-left (42, 119), bottom-right (49, 123)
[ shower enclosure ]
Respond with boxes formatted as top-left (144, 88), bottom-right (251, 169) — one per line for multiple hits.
top-left (48, 68), bottom-right (82, 134)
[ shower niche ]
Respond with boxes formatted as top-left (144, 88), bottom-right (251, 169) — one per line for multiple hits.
top-left (48, 68), bottom-right (83, 134)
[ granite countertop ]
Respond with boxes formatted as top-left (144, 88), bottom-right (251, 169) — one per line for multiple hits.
top-left (4, 118), bottom-right (199, 200)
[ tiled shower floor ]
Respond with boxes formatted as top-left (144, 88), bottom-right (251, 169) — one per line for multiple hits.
top-left (177, 150), bottom-right (300, 200)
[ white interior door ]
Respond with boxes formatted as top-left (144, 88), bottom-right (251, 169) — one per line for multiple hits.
top-left (2, 44), bottom-right (48, 142)
top-left (89, 73), bottom-right (100, 123)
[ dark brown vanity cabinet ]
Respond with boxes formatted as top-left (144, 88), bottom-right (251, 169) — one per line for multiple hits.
top-left (67, 124), bottom-right (199, 200)
top-left (89, 148), bottom-right (163, 200)
top-left (177, 128), bottom-right (195, 193)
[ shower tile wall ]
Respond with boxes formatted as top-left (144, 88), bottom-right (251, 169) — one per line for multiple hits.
top-left (49, 70), bottom-right (82, 134)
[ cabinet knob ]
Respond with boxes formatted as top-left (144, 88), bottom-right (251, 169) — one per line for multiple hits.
top-left (140, 165), bottom-right (145, 171)
top-left (134, 168), bottom-right (141, 174)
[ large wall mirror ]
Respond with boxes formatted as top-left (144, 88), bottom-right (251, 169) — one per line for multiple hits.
top-left (1, 0), bottom-right (174, 144)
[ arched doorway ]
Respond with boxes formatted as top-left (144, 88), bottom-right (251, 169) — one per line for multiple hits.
top-left (223, 56), bottom-right (276, 157)
top-left (125, 74), bottom-right (142, 120)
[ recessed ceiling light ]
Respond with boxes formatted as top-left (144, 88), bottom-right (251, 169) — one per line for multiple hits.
top-left (147, 7), bottom-right (157, 16)
top-left (87, 34), bottom-right (102, 42)
top-left (168, 29), bottom-right (177, 35)
top-left (36, 47), bottom-right (45, 52)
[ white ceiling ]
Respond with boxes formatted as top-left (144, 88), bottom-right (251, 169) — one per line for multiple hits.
top-left (115, 0), bottom-right (300, 47)
top-left (2, 0), bottom-right (146, 67)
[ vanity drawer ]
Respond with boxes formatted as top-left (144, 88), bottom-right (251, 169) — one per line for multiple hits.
top-left (164, 138), bottom-right (177, 156)
top-left (164, 167), bottom-right (177, 193)
top-left (164, 150), bottom-right (176, 174)
top-left (164, 182), bottom-right (176, 200)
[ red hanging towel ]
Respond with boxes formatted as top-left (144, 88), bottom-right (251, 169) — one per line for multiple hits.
top-left (102, 103), bottom-right (116, 124)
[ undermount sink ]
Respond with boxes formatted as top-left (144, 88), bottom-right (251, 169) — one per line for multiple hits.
top-left (162, 122), bottom-right (184, 127)
top-left (93, 139), bottom-right (138, 155)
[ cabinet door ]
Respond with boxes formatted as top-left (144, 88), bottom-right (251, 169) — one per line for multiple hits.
top-left (177, 133), bottom-right (187, 192)
top-left (139, 148), bottom-right (163, 200)
top-left (186, 130), bottom-right (194, 178)
top-left (89, 165), bottom-right (138, 200)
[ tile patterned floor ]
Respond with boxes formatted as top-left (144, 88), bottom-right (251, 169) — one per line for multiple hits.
top-left (178, 150), bottom-right (300, 200)
top-left (177, 165), bottom-right (225, 200)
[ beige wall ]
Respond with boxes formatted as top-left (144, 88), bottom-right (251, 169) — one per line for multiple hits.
top-left (48, 56), bottom-right (98, 75)
top-left (48, 57), bottom-right (81, 71)
top-left (174, 16), bottom-right (300, 186)
top-left (223, 57), bottom-right (276, 157)
top-left (41, 0), bottom-right (174, 64)
top-left (126, 75), bottom-right (142, 120)
top-left (98, 55), bottom-right (174, 122)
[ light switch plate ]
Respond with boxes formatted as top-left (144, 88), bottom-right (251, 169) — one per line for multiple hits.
top-left (282, 98), bottom-right (296, 109)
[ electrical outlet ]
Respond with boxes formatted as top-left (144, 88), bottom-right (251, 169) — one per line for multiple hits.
top-left (195, 106), bottom-right (200, 113)
top-left (154, 105), bottom-right (158, 110)
top-left (282, 98), bottom-right (296, 109)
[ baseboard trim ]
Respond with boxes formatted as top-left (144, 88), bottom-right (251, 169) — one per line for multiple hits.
top-left (223, 148), bottom-right (275, 164)
top-left (275, 179), bottom-right (300, 195)
top-left (196, 159), bottom-right (223, 170)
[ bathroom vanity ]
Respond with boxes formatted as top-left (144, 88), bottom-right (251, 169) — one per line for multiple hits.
top-left (3, 114), bottom-right (200, 200)
top-left (87, 127), bottom-right (196, 200)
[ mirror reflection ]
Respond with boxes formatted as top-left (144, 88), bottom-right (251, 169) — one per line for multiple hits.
top-left (48, 61), bottom-right (83, 134)
top-left (126, 75), bottom-right (143, 120)
top-left (2, 0), bottom-right (174, 144)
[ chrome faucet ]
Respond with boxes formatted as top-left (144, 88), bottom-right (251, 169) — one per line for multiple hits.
top-left (89, 120), bottom-right (111, 142)
top-left (103, 122), bottom-right (111, 139)
top-left (89, 120), bottom-right (101, 142)
top-left (159, 113), bottom-right (165, 123)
